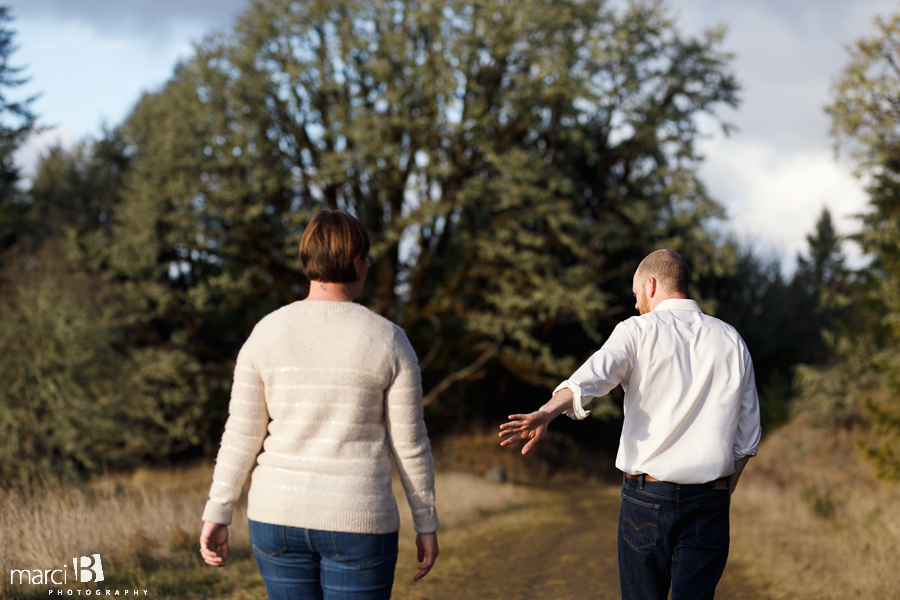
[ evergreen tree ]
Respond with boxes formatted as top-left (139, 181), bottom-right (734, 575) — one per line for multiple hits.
top-left (0, 6), bottom-right (37, 252)
top-left (0, 243), bottom-right (204, 487)
top-left (826, 9), bottom-right (900, 476)
top-left (854, 161), bottom-right (900, 478)
top-left (699, 210), bottom-right (850, 431)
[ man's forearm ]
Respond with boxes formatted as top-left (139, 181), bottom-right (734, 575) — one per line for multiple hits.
top-left (728, 455), bottom-right (751, 494)
top-left (540, 387), bottom-right (575, 420)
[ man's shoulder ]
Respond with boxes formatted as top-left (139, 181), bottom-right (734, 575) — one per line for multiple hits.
top-left (697, 311), bottom-right (743, 336)
top-left (627, 306), bottom-right (748, 345)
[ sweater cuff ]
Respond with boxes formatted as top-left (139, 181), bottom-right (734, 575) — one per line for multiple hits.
top-left (201, 501), bottom-right (234, 526)
top-left (411, 507), bottom-right (440, 534)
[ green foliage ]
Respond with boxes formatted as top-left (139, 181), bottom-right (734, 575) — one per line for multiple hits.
top-left (0, 247), bottom-right (205, 487)
top-left (1, 0), bottom-right (744, 484)
top-left (792, 333), bottom-right (879, 429)
top-left (827, 10), bottom-right (900, 479)
top-left (827, 12), bottom-right (900, 173)
top-left (28, 133), bottom-right (129, 240)
top-left (83, 0), bottom-right (738, 426)
top-left (0, 6), bottom-right (37, 252)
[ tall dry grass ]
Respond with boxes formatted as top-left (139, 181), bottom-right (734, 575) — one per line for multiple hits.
top-left (0, 463), bottom-right (243, 598)
top-left (730, 420), bottom-right (900, 600)
top-left (1, 462), bottom-right (530, 599)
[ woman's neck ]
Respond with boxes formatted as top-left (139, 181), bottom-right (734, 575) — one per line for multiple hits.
top-left (304, 280), bottom-right (356, 303)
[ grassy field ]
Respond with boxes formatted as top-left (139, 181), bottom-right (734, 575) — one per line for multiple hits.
top-left (0, 463), bottom-right (538, 600)
top-left (3, 424), bottom-right (900, 599)
top-left (728, 419), bottom-right (900, 599)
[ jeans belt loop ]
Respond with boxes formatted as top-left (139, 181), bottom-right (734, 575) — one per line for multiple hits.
top-left (639, 474), bottom-right (645, 489)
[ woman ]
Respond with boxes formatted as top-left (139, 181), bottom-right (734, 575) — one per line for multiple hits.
top-left (200, 209), bottom-right (439, 599)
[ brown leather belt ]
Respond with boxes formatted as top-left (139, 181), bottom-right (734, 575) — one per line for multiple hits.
top-left (625, 473), bottom-right (729, 489)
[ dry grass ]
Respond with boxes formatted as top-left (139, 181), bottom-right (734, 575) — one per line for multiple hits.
top-left (395, 472), bottom-right (531, 534)
top-left (0, 462), bottom-right (254, 599)
top-left (730, 420), bottom-right (900, 600)
top-left (10, 423), bottom-right (896, 599)
top-left (1, 462), bottom-right (533, 599)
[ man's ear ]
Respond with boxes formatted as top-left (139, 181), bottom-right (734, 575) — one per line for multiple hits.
top-left (647, 276), bottom-right (657, 298)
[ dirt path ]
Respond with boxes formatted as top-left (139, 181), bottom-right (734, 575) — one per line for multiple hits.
top-left (392, 482), bottom-right (772, 600)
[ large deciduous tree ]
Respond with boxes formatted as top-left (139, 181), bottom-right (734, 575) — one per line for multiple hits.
top-left (91, 0), bottom-right (738, 424)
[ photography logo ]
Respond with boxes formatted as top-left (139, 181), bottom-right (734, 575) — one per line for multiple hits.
top-left (11, 553), bottom-right (147, 595)
top-left (74, 554), bottom-right (104, 583)
top-left (9, 554), bottom-right (103, 585)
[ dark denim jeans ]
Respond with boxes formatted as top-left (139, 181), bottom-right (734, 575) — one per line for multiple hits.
top-left (249, 520), bottom-right (399, 600)
top-left (618, 475), bottom-right (730, 600)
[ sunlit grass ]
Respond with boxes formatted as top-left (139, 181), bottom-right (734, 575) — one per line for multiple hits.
top-left (730, 420), bottom-right (900, 600)
top-left (1, 463), bottom-right (533, 600)
top-left (8, 424), bottom-right (896, 599)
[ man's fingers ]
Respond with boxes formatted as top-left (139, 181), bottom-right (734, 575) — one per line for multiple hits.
top-left (507, 414), bottom-right (530, 422)
top-left (500, 433), bottom-right (522, 447)
top-left (522, 437), bottom-right (539, 455)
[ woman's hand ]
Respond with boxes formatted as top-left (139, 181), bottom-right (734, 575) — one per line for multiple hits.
top-left (200, 521), bottom-right (229, 567)
top-left (414, 532), bottom-right (439, 581)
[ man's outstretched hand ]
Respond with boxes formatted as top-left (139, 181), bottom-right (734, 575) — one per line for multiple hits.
top-left (499, 411), bottom-right (551, 455)
top-left (500, 388), bottom-right (574, 455)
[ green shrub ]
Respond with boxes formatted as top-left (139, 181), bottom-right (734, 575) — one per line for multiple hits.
top-left (0, 268), bottom-right (204, 487)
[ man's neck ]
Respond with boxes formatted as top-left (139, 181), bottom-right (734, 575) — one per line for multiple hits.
top-left (649, 293), bottom-right (688, 312)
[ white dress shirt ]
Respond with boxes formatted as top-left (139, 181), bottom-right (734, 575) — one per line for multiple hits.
top-left (556, 298), bottom-right (761, 484)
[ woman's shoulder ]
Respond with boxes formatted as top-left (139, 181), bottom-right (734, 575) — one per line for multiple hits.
top-left (253, 301), bottom-right (405, 338)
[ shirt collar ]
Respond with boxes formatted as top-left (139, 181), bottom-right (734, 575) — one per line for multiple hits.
top-left (653, 298), bottom-right (702, 313)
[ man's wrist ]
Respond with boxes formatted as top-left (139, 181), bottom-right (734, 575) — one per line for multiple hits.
top-left (540, 388), bottom-right (575, 419)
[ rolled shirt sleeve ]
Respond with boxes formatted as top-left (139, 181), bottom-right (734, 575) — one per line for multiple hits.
top-left (733, 347), bottom-right (762, 461)
top-left (558, 323), bottom-right (636, 421)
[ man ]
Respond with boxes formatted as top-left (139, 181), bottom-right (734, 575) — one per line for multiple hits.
top-left (500, 249), bottom-right (761, 600)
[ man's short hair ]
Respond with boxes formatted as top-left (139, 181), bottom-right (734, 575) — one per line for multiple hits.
top-left (637, 249), bottom-right (689, 295)
top-left (300, 209), bottom-right (370, 283)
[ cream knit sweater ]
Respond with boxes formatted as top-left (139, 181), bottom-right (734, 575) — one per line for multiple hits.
top-left (201, 301), bottom-right (439, 535)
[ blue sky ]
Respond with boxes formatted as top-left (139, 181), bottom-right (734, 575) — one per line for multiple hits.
top-left (8, 0), bottom-right (899, 270)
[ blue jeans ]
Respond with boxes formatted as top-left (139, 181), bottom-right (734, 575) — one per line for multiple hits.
top-left (249, 520), bottom-right (399, 600)
top-left (618, 475), bottom-right (730, 600)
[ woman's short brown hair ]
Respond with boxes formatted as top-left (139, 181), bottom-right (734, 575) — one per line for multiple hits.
top-left (299, 210), bottom-right (370, 283)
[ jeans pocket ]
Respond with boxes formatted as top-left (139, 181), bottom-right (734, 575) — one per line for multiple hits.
top-left (621, 493), bottom-right (660, 550)
top-left (694, 499), bottom-right (730, 550)
top-left (249, 520), bottom-right (288, 557)
top-left (330, 531), bottom-right (391, 570)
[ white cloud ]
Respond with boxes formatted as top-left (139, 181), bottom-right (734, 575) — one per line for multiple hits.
top-left (697, 137), bottom-right (869, 269)
top-left (673, 0), bottom-right (895, 270)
